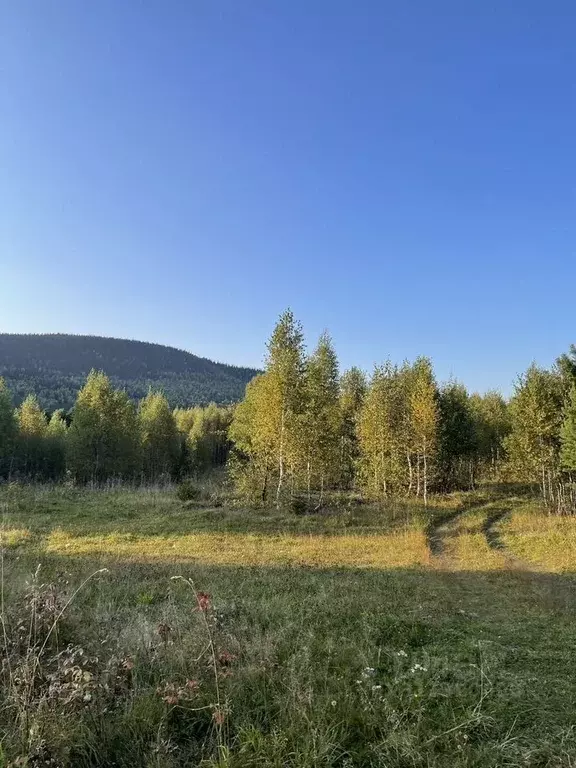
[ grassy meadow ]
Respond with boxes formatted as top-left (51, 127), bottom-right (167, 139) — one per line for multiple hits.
top-left (1, 484), bottom-right (576, 767)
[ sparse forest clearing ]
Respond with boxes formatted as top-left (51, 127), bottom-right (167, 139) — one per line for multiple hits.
top-left (2, 315), bottom-right (576, 766)
top-left (2, 483), bottom-right (576, 767)
top-left (5, 0), bottom-right (576, 762)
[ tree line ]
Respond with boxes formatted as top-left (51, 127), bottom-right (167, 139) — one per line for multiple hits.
top-left (2, 311), bottom-right (576, 514)
top-left (0, 372), bottom-right (232, 483)
top-left (229, 311), bottom-right (576, 512)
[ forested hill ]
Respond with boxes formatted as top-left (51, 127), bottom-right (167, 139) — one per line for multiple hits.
top-left (0, 334), bottom-right (259, 411)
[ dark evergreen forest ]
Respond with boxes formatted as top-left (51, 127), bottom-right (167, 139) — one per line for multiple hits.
top-left (0, 334), bottom-right (259, 410)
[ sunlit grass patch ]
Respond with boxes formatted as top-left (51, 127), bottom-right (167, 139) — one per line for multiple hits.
top-left (503, 506), bottom-right (576, 572)
top-left (426, 501), bottom-right (509, 571)
top-left (45, 528), bottom-right (430, 568)
top-left (446, 530), bottom-right (506, 571)
top-left (0, 527), bottom-right (31, 547)
top-left (2, 485), bottom-right (576, 765)
top-left (0, 484), bottom-right (426, 537)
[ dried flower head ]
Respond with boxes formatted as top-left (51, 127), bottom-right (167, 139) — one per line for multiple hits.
top-left (212, 707), bottom-right (226, 726)
top-left (196, 592), bottom-right (211, 612)
top-left (157, 622), bottom-right (172, 644)
top-left (217, 650), bottom-right (236, 667)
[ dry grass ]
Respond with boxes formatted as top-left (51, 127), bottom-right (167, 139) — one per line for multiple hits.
top-left (0, 527), bottom-right (30, 547)
top-left (42, 528), bottom-right (430, 568)
top-left (2, 484), bottom-right (576, 766)
top-left (435, 503), bottom-right (511, 571)
top-left (503, 504), bottom-right (576, 572)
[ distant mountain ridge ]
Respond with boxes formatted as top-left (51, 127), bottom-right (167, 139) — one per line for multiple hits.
top-left (0, 333), bottom-right (259, 411)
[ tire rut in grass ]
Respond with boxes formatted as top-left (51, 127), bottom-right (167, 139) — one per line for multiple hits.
top-left (426, 508), bottom-right (466, 557)
top-left (482, 507), bottom-right (512, 552)
top-left (481, 506), bottom-right (528, 569)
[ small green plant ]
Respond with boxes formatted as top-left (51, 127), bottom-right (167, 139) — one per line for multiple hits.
top-left (176, 480), bottom-right (201, 502)
top-left (288, 496), bottom-right (313, 516)
top-left (136, 590), bottom-right (156, 606)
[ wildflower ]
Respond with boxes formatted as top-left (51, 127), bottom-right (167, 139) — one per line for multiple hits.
top-left (396, 650), bottom-right (408, 657)
top-left (371, 684), bottom-right (382, 691)
top-left (331, 700), bottom-right (337, 707)
top-left (197, 591), bottom-right (211, 612)
top-left (212, 708), bottom-right (226, 726)
top-left (410, 663), bottom-right (427, 673)
top-left (217, 650), bottom-right (236, 666)
top-left (157, 680), bottom-right (199, 705)
top-left (157, 683), bottom-right (178, 705)
top-left (362, 667), bottom-right (375, 678)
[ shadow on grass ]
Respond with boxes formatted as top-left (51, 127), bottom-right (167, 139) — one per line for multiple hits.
top-left (3, 548), bottom-right (576, 768)
top-left (4, 545), bottom-right (576, 615)
top-left (1, 489), bottom-right (445, 538)
top-left (482, 507), bottom-right (513, 550)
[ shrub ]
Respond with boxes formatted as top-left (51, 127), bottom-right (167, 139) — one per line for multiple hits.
top-left (176, 481), bottom-right (201, 502)
top-left (289, 496), bottom-right (315, 515)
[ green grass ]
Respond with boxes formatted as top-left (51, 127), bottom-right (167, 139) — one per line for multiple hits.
top-left (1, 484), bottom-right (576, 766)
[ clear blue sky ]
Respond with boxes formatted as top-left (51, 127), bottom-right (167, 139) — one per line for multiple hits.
top-left (1, 1), bottom-right (574, 394)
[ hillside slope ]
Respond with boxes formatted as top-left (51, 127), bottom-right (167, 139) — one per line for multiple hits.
top-left (0, 334), bottom-right (259, 411)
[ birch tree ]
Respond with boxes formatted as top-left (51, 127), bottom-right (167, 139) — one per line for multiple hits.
top-left (16, 394), bottom-right (48, 477)
top-left (505, 365), bottom-right (563, 508)
top-left (302, 333), bottom-right (340, 502)
top-left (46, 409), bottom-right (68, 479)
top-left (138, 391), bottom-right (180, 481)
top-left (265, 310), bottom-right (306, 505)
top-left (229, 310), bottom-right (306, 506)
top-left (437, 382), bottom-right (477, 491)
top-left (408, 358), bottom-right (438, 506)
top-left (67, 370), bottom-right (141, 483)
top-left (561, 385), bottom-right (576, 471)
top-left (358, 363), bottom-right (404, 500)
top-left (229, 374), bottom-right (278, 504)
top-left (339, 367), bottom-right (367, 488)
top-left (469, 391), bottom-right (510, 479)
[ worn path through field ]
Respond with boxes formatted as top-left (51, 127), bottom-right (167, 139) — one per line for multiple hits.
top-left (481, 503), bottom-right (535, 571)
top-left (482, 507), bottom-right (512, 551)
top-left (425, 507), bottom-right (466, 557)
top-left (426, 499), bottom-right (531, 570)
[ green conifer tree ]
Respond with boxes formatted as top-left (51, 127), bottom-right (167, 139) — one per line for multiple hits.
top-left (556, 344), bottom-right (576, 398)
top-left (469, 391), bottom-right (510, 479)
